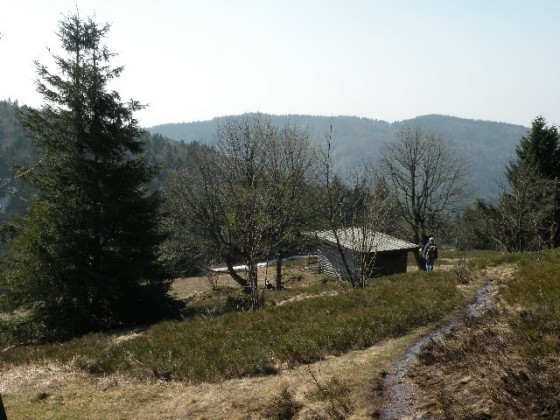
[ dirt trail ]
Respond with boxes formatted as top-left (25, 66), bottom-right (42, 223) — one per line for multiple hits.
top-left (379, 269), bottom-right (504, 419)
top-left (1, 264), bottom-right (517, 419)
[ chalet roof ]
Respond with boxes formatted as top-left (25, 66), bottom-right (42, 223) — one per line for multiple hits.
top-left (311, 228), bottom-right (418, 253)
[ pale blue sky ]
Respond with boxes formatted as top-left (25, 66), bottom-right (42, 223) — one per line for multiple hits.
top-left (1, 0), bottom-right (559, 127)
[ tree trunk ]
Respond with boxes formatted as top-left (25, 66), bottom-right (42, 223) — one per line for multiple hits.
top-left (0, 393), bottom-right (7, 420)
top-left (414, 222), bottom-right (428, 271)
top-left (249, 263), bottom-right (258, 310)
top-left (275, 256), bottom-right (282, 290)
top-left (225, 257), bottom-right (250, 290)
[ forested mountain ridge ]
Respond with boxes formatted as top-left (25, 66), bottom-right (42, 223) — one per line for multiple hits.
top-left (149, 114), bottom-right (529, 199)
top-left (1, 99), bottom-right (530, 201)
top-left (0, 101), bottom-right (38, 181)
top-left (0, 100), bottom-right (194, 219)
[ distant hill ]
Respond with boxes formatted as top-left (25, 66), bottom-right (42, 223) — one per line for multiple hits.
top-left (0, 100), bottom-right (196, 220)
top-left (2, 100), bottom-right (529, 202)
top-left (149, 114), bottom-right (529, 199)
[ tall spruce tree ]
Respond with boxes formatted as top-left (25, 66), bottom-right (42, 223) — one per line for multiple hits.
top-left (506, 116), bottom-right (560, 247)
top-left (2, 13), bottom-right (172, 340)
top-left (507, 116), bottom-right (560, 181)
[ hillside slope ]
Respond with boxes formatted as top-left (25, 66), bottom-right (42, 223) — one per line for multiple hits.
top-left (1, 261), bottom-right (539, 419)
top-left (2, 101), bottom-right (529, 200)
top-left (0, 100), bottom-right (194, 220)
top-left (150, 114), bottom-right (528, 199)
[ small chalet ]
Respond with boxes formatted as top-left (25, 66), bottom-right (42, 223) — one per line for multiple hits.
top-left (311, 228), bottom-right (418, 279)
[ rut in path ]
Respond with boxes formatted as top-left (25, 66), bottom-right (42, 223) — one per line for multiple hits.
top-left (379, 281), bottom-right (495, 420)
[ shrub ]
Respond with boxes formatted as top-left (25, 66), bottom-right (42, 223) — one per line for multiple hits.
top-left (262, 388), bottom-right (302, 419)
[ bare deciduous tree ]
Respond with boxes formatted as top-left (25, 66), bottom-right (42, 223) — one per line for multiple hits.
top-left (259, 123), bottom-right (318, 290)
top-left (475, 164), bottom-right (558, 252)
top-left (381, 126), bottom-right (468, 268)
top-left (342, 171), bottom-right (397, 287)
top-left (319, 132), bottom-right (397, 287)
top-left (164, 114), bottom-right (317, 308)
top-left (162, 144), bottom-right (226, 276)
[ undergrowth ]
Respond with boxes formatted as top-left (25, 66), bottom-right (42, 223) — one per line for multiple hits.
top-left (1, 271), bottom-right (461, 384)
top-left (415, 250), bottom-right (560, 418)
top-left (263, 388), bottom-right (303, 419)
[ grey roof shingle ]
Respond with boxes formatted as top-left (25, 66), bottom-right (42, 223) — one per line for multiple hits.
top-left (312, 228), bottom-right (418, 253)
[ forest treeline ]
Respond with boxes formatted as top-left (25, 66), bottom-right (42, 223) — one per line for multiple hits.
top-left (0, 101), bottom-right (529, 221)
top-left (150, 113), bottom-right (528, 199)
top-left (0, 99), bottom-right (197, 221)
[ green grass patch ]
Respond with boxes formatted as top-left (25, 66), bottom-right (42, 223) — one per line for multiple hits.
top-left (1, 271), bottom-right (462, 384)
top-left (467, 250), bottom-right (540, 270)
top-left (501, 252), bottom-right (560, 359)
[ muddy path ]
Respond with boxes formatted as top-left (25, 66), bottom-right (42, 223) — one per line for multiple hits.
top-left (379, 274), bottom-right (499, 419)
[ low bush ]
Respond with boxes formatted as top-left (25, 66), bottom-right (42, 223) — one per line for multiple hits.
top-left (502, 254), bottom-right (560, 360)
top-left (263, 388), bottom-right (303, 419)
top-left (1, 271), bottom-right (462, 384)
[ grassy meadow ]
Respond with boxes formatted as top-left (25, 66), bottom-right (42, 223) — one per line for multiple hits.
top-left (3, 250), bottom-right (559, 418)
top-left (1, 256), bottom-right (462, 384)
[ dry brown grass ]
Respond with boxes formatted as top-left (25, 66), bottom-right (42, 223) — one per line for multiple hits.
top-left (1, 331), bottom-right (429, 419)
top-left (408, 264), bottom-right (542, 419)
top-left (0, 256), bottom-right (420, 419)
top-left (170, 257), bottom-right (325, 301)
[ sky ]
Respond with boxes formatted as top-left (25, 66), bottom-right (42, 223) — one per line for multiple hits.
top-left (1, 0), bottom-right (560, 128)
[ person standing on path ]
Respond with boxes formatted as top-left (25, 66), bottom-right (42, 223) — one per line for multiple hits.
top-left (423, 237), bottom-right (438, 272)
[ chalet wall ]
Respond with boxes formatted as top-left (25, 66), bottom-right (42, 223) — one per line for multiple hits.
top-left (318, 245), bottom-right (410, 279)
top-left (317, 245), bottom-right (356, 279)
top-left (372, 250), bottom-right (409, 276)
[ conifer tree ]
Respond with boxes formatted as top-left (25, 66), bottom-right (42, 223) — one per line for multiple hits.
top-left (507, 116), bottom-right (560, 181)
top-left (2, 12), bottom-right (172, 340)
top-left (505, 116), bottom-right (560, 247)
